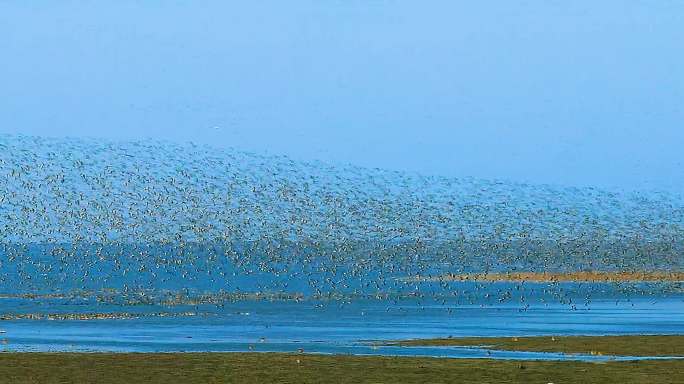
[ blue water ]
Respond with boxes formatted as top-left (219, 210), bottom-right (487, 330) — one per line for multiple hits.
top-left (1, 291), bottom-right (682, 360)
top-left (1, 136), bottom-right (682, 361)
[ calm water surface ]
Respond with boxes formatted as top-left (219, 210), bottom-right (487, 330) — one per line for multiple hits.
top-left (1, 287), bottom-right (682, 360)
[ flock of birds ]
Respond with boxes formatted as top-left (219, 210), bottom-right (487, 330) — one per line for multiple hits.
top-left (0, 134), bottom-right (682, 309)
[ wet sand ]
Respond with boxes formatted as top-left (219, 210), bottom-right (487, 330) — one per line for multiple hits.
top-left (0, 352), bottom-right (682, 384)
top-left (405, 271), bottom-right (684, 283)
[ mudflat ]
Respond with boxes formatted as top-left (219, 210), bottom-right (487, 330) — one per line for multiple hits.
top-left (0, 352), bottom-right (682, 384)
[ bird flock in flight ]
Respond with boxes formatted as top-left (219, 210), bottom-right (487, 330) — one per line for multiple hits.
top-left (0, 134), bottom-right (682, 309)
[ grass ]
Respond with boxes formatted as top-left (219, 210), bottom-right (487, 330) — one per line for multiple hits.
top-left (0, 335), bottom-right (682, 383)
top-left (0, 352), bottom-right (682, 384)
top-left (394, 335), bottom-right (684, 357)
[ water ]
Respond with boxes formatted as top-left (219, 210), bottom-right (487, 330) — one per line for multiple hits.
top-left (1, 291), bottom-right (682, 359)
top-left (0, 135), bottom-right (682, 361)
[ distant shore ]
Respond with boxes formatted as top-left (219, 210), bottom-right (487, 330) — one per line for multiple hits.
top-left (404, 271), bottom-right (684, 283)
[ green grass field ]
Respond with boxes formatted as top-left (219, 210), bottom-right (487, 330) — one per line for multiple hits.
top-left (393, 335), bottom-right (684, 357)
top-left (0, 352), bottom-right (681, 384)
top-left (0, 335), bottom-right (682, 383)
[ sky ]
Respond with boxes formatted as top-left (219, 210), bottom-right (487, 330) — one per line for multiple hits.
top-left (1, 1), bottom-right (683, 191)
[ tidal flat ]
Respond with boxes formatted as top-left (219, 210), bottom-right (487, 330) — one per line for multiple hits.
top-left (392, 334), bottom-right (684, 357)
top-left (0, 351), bottom-right (682, 384)
top-left (1, 137), bottom-right (683, 382)
top-left (406, 271), bottom-right (684, 283)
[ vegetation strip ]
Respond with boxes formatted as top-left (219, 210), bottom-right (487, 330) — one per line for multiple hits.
top-left (392, 335), bottom-right (684, 357)
top-left (0, 352), bottom-right (682, 383)
top-left (405, 271), bottom-right (684, 282)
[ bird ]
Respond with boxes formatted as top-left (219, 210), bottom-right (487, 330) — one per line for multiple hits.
top-left (0, 132), bottom-right (680, 340)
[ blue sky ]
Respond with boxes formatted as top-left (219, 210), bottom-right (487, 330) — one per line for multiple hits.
top-left (1, 1), bottom-right (683, 191)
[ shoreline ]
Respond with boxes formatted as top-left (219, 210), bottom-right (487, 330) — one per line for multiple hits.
top-left (403, 271), bottom-right (684, 283)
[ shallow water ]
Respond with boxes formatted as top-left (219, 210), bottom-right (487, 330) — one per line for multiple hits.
top-left (1, 136), bottom-right (683, 361)
top-left (1, 292), bottom-right (682, 360)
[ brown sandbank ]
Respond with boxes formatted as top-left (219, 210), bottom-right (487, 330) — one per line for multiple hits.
top-left (405, 271), bottom-right (684, 283)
